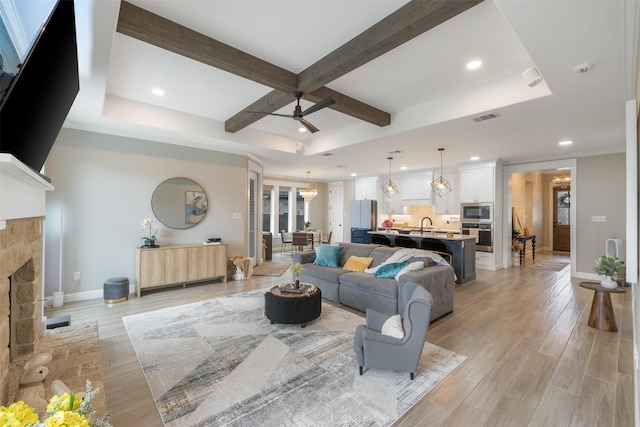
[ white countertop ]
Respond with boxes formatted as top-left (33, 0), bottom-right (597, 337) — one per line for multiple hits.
top-left (369, 230), bottom-right (475, 241)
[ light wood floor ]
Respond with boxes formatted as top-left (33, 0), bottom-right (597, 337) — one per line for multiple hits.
top-left (45, 251), bottom-right (634, 427)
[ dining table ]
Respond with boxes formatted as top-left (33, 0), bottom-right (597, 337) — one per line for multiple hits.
top-left (293, 231), bottom-right (322, 251)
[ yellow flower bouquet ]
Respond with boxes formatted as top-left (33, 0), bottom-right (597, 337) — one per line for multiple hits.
top-left (0, 381), bottom-right (111, 427)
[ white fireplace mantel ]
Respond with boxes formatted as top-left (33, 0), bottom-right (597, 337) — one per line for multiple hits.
top-left (0, 154), bottom-right (54, 230)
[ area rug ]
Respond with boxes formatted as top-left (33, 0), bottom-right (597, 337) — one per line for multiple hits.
top-left (251, 261), bottom-right (290, 276)
top-left (123, 290), bottom-right (465, 427)
top-left (531, 259), bottom-right (570, 271)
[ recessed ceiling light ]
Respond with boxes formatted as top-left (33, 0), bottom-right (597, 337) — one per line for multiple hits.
top-left (466, 60), bottom-right (482, 70)
top-left (400, 166), bottom-right (408, 170)
top-left (298, 127), bottom-right (307, 133)
top-left (470, 156), bottom-right (480, 161)
top-left (151, 88), bottom-right (165, 96)
top-left (558, 140), bottom-right (573, 146)
top-left (350, 173), bottom-right (357, 177)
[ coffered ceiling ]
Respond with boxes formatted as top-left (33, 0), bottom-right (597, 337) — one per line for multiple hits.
top-left (65, 0), bottom-right (638, 180)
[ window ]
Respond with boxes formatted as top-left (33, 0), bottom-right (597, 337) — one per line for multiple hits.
top-left (295, 191), bottom-right (305, 231)
top-left (279, 186), bottom-right (290, 232)
top-left (263, 185), bottom-right (273, 232)
top-left (264, 180), bottom-right (311, 233)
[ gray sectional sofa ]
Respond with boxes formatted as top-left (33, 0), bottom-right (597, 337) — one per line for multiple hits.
top-left (293, 242), bottom-right (455, 321)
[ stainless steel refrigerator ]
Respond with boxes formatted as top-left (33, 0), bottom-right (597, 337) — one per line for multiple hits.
top-left (351, 200), bottom-right (377, 243)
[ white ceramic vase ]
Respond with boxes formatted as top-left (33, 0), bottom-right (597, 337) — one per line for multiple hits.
top-left (600, 276), bottom-right (617, 289)
top-left (512, 252), bottom-right (520, 266)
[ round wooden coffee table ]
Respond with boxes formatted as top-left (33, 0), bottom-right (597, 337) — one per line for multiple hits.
top-left (579, 281), bottom-right (626, 332)
top-left (264, 283), bottom-right (321, 327)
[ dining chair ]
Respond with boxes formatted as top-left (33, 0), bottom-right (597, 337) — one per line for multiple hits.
top-left (280, 230), bottom-right (293, 255)
top-left (321, 231), bottom-right (332, 245)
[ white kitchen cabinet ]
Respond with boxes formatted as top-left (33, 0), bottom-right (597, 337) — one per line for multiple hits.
top-left (401, 172), bottom-right (433, 202)
top-left (383, 191), bottom-right (403, 214)
top-left (459, 167), bottom-right (494, 202)
top-left (433, 172), bottom-right (460, 214)
top-left (354, 177), bottom-right (378, 200)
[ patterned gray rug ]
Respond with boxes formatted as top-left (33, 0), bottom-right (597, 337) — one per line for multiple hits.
top-left (123, 290), bottom-right (465, 427)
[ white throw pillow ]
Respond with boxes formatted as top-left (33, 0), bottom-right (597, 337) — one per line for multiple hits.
top-left (394, 261), bottom-right (425, 280)
top-left (381, 314), bottom-right (405, 339)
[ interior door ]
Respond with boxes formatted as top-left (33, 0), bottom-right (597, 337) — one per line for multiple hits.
top-left (248, 161), bottom-right (263, 266)
top-left (329, 181), bottom-right (344, 243)
top-left (553, 187), bottom-right (570, 251)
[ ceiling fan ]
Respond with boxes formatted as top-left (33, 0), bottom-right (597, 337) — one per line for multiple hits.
top-left (247, 91), bottom-right (335, 133)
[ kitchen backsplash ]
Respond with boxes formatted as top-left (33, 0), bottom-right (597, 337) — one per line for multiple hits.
top-left (383, 205), bottom-right (461, 230)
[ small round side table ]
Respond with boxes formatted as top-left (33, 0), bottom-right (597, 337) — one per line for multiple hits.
top-left (264, 283), bottom-right (322, 327)
top-left (579, 281), bottom-right (626, 332)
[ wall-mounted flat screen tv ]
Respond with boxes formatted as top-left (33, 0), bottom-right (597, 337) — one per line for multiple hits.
top-left (0, 0), bottom-right (79, 173)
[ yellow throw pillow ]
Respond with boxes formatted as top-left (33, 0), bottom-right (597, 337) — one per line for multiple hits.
top-left (343, 256), bottom-right (374, 272)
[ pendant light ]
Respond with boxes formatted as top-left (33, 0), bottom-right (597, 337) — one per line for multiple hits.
top-left (381, 157), bottom-right (399, 198)
top-left (431, 148), bottom-right (452, 197)
top-left (299, 170), bottom-right (318, 201)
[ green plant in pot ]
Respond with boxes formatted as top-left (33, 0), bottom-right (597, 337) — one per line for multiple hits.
top-left (593, 255), bottom-right (625, 289)
top-left (304, 221), bottom-right (311, 231)
top-left (140, 218), bottom-right (158, 248)
top-left (290, 262), bottom-right (304, 288)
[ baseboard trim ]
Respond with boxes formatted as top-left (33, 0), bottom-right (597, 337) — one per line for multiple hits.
top-left (51, 285), bottom-right (136, 304)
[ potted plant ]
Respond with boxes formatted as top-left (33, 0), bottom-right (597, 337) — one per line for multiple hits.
top-left (593, 255), bottom-right (625, 289)
top-left (140, 218), bottom-right (158, 248)
top-left (304, 221), bottom-right (311, 231)
top-left (290, 262), bottom-right (304, 288)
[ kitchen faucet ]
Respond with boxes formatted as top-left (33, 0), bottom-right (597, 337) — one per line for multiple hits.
top-left (420, 216), bottom-right (433, 234)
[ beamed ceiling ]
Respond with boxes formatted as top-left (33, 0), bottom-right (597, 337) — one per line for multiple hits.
top-left (64, 0), bottom-right (637, 180)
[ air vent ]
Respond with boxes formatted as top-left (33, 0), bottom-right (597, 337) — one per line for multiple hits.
top-left (472, 112), bottom-right (501, 122)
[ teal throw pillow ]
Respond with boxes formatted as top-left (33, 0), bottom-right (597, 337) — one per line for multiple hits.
top-left (375, 261), bottom-right (409, 278)
top-left (313, 245), bottom-right (344, 268)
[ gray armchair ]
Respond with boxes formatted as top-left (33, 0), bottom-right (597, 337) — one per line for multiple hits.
top-left (353, 282), bottom-right (433, 379)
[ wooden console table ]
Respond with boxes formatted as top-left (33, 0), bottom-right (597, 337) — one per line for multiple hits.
top-left (579, 281), bottom-right (626, 332)
top-left (135, 243), bottom-right (227, 297)
top-left (516, 234), bottom-right (536, 265)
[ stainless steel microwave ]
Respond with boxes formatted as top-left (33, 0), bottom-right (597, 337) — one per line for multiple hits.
top-left (460, 202), bottom-right (493, 223)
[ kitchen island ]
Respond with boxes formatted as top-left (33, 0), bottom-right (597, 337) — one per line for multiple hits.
top-left (368, 231), bottom-right (476, 284)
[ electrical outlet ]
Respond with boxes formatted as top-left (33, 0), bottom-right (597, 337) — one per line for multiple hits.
top-left (591, 215), bottom-right (607, 222)
top-left (73, 271), bottom-right (80, 281)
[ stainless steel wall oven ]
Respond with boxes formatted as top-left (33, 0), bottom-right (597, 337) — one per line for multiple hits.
top-left (461, 222), bottom-right (493, 252)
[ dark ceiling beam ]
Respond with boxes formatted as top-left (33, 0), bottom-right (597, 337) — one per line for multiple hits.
top-left (306, 87), bottom-right (390, 127)
top-left (117, 1), bottom-right (387, 131)
top-left (116, 1), bottom-right (298, 92)
top-left (297, 0), bottom-right (484, 93)
top-left (225, 87), bottom-right (390, 132)
top-left (117, 0), bottom-right (482, 134)
top-left (225, 90), bottom-right (295, 133)
top-left (226, 0), bottom-right (483, 132)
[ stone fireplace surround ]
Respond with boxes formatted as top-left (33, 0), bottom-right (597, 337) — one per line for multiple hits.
top-left (0, 154), bottom-right (53, 405)
top-left (0, 217), bottom-right (44, 404)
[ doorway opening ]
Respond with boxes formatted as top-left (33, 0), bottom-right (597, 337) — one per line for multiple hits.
top-left (503, 159), bottom-right (576, 272)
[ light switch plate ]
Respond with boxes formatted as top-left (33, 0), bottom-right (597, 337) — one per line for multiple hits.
top-left (591, 215), bottom-right (606, 222)
top-left (233, 213), bottom-right (242, 220)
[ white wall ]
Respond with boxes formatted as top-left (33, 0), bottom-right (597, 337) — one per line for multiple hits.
top-left (575, 153), bottom-right (627, 274)
top-left (43, 128), bottom-right (247, 298)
